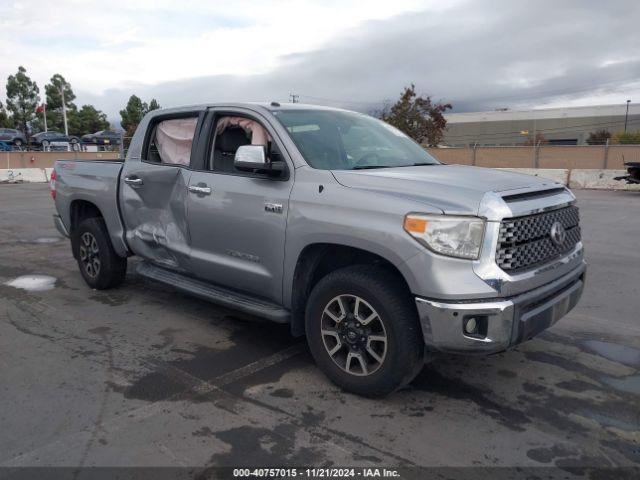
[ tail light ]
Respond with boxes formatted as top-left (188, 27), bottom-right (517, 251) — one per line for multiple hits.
top-left (50, 169), bottom-right (57, 200)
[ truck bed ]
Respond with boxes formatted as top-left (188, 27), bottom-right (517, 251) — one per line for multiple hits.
top-left (53, 159), bottom-right (129, 257)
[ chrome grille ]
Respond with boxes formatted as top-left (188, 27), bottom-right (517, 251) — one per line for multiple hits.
top-left (496, 206), bottom-right (581, 272)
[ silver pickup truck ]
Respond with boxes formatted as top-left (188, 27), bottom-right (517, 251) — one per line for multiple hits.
top-left (51, 103), bottom-right (586, 396)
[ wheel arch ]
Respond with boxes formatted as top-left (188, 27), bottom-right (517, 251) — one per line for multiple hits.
top-left (289, 243), bottom-right (417, 337)
top-left (69, 199), bottom-right (104, 233)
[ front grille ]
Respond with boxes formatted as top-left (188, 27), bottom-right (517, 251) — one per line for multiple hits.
top-left (496, 205), bottom-right (581, 272)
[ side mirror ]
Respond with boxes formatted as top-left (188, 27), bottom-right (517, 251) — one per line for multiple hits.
top-left (234, 145), bottom-right (287, 176)
top-left (234, 145), bottom-right (267, 170)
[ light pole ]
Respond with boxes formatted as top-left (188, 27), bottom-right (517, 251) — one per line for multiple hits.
top-left (624, 99), bottom-right (631, 133)
top-left (60, 84), bottom-right (69, 136)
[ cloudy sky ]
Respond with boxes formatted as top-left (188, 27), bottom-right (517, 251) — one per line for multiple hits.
top-left (1, 0), bottom-right (639, 122)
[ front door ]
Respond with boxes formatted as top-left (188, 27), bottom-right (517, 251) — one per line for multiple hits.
top-left (119, 114), bottom-right (200, 271)
top-left (186, 110), bottom-right (293, 303)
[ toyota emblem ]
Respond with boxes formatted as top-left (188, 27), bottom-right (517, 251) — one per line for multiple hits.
top-left (550, 221), bottom-right (566, 246)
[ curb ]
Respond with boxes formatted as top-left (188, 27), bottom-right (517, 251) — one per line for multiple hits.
top-left (568, 169), bottom-right (640, 191)
top-left (0, 168), bottom-right (48, 183)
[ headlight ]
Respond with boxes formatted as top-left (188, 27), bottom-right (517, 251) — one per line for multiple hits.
top-left (404, 214), bottom-right (485, 259)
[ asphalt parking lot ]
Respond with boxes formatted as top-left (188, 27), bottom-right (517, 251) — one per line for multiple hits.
top-left (1, 184), bottom-right (639, 474)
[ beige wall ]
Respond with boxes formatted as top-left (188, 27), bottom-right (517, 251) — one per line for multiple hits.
top-left (426, 145), bottom-right (640, 169)
top-left (1, 151), bottom-right (120, 170)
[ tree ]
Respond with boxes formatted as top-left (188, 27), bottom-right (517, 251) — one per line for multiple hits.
top-left (523, 133), bottom-right (548, 146)
top-left (44, 73), bottom-right (77, 132)
top-left (612, 131), bottom-right (640, 144)
top-left (148, 98), bottom-right (161, 112)
top-left (5, 66), bottom-right (40, 134)
top-left (0, 101), bottom-right (12, 128)
top-left (379, 84), bottom-right (452, 146)
top-left (120, 95), bottom-right (148, 137)
top-left (586, 129), bottom-right (611, 145)
top-left (68, 105), bottom-right (110, 136)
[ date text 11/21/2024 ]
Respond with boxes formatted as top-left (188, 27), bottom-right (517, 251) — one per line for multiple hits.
top-left (232, 468), bottom-right (401, 478)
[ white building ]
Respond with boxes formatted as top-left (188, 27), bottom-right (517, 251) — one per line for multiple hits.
top-left (443, 103), bottom-right (640, 146)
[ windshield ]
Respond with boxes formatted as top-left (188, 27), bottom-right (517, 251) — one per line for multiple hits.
top-left (273, 110), bottom-right (440, 170)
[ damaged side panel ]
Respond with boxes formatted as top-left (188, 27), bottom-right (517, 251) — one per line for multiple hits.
top-left (119, 162), bottom-right (192, 270)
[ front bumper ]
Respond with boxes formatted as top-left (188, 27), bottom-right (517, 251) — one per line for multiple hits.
top-left (415, 261), bottom-right (586, 354)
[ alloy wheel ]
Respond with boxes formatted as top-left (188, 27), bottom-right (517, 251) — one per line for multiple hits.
top-left (320, 294), bottom-right (388, 376)
top-left (79, 232), bottom-right (101, 278)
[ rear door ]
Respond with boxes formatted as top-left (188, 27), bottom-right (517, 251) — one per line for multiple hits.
top-left (185, 108), bottom-right (294, 303)
top-left (119, 112), bottom-right (202, 271)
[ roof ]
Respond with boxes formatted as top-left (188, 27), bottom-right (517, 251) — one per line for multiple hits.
top-left (145, 102), bottom-right (347, 118)
top-left (446, 103), bottom-right (640, 124)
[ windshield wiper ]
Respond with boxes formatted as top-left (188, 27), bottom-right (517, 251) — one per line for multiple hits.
top-left (352, 162), bottom-right (439, 170)
top-left (352, 165), bottom-right (396, 170)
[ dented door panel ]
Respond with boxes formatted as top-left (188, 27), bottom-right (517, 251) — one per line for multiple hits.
top-left (119, 162), bottom-right (192, 270)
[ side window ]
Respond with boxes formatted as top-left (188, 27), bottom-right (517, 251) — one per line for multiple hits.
top-left (146, 117), bottom-right (198, 166)
top-left (209, 116), bottom-right (272, 174)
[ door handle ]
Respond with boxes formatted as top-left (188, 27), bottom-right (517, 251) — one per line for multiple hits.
top-left (188, 185), bottom-right (212, 195)
top-left (124, 176), bottom-right (143, 186)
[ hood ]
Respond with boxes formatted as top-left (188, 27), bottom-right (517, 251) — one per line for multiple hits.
top-left (331, 164), bottom-right (558, 215)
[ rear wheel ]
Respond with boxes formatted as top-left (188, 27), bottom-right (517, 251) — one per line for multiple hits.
top-left (305, 265), bottom-right (424, 397)
top-left (13, 139), bottom-right (23, 147)
top-left (72, 217), bottom-right (127, 289)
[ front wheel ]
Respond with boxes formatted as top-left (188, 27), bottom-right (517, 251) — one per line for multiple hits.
top-left (72, 217), bottom-right (127, 289)
top-left (305, 265), bottom-right (424, 397)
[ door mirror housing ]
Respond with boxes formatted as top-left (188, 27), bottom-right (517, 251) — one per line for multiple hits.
top-left (234, 145), bottom-right (287, 177)
top-left (234, 145), bottom-right (267, 170)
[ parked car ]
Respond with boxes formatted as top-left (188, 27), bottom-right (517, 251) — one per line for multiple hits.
top-left (51, 103), bottom-right (586, 397)
top-left (31, 131), bottom-right (79, 147)
top-left (0, 128), bottom-right (27, 147)
top-left (81, 130), bottom-right (121, 145)
top-left (0, 141), bottom-right (12, 151)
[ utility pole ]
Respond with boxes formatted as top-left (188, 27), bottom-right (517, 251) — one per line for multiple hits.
top-left (289, 93), bottom-right (299, 103)
top-left (624, 99), bottom-right (631, 133)
top-left (60, 84), bottom-right (69, 136)
top-left (43, 103), bottom-right (47, 132)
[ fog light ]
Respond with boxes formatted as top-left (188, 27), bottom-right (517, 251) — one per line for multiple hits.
top-left (464, 317), bottom-right (478, 334)
top-left (463, 315), bottom-right (489, 338)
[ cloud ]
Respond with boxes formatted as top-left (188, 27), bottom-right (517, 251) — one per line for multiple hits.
top-left (0, 0), bottom-right (428, 92)
top-left (2, 0), bottom-right (639, 124)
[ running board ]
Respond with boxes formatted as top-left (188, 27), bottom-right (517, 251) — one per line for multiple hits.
top-left (136, 262), bottom-right (290, 324)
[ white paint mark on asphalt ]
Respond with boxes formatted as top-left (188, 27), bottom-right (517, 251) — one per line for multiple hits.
top-left (33, 237), bottom-right (62, 244)
top-left (4, 275), bottom-right (57, 292)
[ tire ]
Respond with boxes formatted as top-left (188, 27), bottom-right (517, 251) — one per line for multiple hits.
top-left (305, 265), bottom-right (424, 397)
top-left (14, 139), bottom-right (22, 147)
top-left (72, 217), bottom-right (127, 289)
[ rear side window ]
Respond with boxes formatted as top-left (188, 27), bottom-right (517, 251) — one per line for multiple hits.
top-left (146, 117), bottom-right (198, 166)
